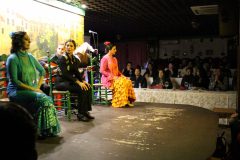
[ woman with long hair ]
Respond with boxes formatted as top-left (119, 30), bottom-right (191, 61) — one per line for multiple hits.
top-left (6, 31), bottom-right (60, 138)
top-left (100, 41), bottom-right (136, 107)
top-left (55, 39), bottom-right (94, 122)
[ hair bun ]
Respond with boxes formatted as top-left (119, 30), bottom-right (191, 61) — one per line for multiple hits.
top-left (104, 41), bottom-right (111, 46)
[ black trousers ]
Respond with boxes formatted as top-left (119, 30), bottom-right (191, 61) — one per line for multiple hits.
top-left (54, 81), bottom-right (92, 113)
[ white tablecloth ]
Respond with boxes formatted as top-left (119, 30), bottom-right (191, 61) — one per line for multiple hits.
top-left (134, 88), bottom-right (237, 110)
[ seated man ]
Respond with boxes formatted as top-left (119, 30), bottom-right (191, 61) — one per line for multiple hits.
top-left (180, 67), bottom-right (198, 90)
top-left (38, 43), bottom-right (65, 94)
top-left (122, 61), bottom-right (134, 77)
top-left (130, 67), bottom-right (147, 88)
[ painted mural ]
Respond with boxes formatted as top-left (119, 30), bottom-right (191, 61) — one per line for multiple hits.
top-left (0, 0), bottom-right (84, 58)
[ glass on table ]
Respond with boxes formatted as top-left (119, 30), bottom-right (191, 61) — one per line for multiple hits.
top-left (164, 81), bottom-right (169, 89)
top-left (184, 82), bottom-right (189, 89)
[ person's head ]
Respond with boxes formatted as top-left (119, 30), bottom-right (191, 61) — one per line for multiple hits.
top-left (215, 68), bottom-right (222, 77)
top-left (65, 39), bottom-right (76, 55)
top-left (168, 63), bottom-right (173, 69)
top-left (187, 61), bottom-right (193, 68)
top-left (0, 102), bottom-right (37, 160)
top-left (104, 41), bottom-right (116, 56)
top-left (135, 68), bottom-right (141, 76)
top-left (126, 62), bottom-right (132, 70)
top-left (193, 67), bottom-right (200, 76)
top-left (147, 63), bottom-right (153, 70)
top-left (186, 67), bottom-right (193, 76)
top-left (56, 43), bottom-right (65, 56)
top-left (144, 72), bottom-right (149, 79)
top-left (158, 69), bottom-right (165, 78)
top-left (10, 31), bottom-right (31, 53)
top-left (74, 42), bottom-right (94, 55)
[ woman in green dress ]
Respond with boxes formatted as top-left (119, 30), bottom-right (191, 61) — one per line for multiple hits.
top-left (6, 31), bottom-right (60, 138)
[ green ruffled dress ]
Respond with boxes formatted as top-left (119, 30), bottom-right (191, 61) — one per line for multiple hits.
top-left (6, 51), bottom-right (60, 136)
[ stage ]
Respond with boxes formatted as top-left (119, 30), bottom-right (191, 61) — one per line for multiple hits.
top-left (37, 103), bottom-right (218, 160)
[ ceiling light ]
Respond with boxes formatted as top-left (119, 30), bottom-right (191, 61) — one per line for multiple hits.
top-left (190, 5), bottom-right (218, 15)
top-left (81, 4), bottom-right (87, 9)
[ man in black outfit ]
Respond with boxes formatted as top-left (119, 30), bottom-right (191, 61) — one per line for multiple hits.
top-left (130, 68), bottom-right (147, 88)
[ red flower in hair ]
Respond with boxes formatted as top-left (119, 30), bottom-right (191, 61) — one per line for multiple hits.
top-left (104, 41), bottom-right (111, 46)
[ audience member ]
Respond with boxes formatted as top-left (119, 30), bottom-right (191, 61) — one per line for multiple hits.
top-left (165, 62), bottom-right (178, 77)
top-left (232, 70), bottom-right (237, 91)
top-left (122, 61), bottom-right (134, 77)
top-left (0, 102), bottom-right (38, 160)
top-left (151, 69), bottom-right (172, 89)
top-left (130, 68), bottom-right (147, 88)
top-left (144, 62), bottom-right (156, 78)
top-left (209, 68), bottom-right (229, 91)
top-left (180, 67), bottom-right (198, 89)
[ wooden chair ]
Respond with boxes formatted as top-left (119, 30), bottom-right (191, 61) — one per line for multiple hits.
top-left (0, 54), bottom-right (9, 102)
top-left (52, 90), bottom-right (73, 120)
top-left (90, 54), bottom-right (112, 105)
top-left (92, 82), bottom-right (112, 105)
top-left (212, 107), bottom-right (236, 126)
top-left (46, 57), bottom-right (77, 121)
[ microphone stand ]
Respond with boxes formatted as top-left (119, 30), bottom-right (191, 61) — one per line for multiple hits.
top-left (90, 32), bottom-right (98, 103)
top-left (47, 51), bottom-right (53, 99)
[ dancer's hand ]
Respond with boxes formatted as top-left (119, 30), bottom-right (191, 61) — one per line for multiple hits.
top-left (76, 81), bottom-right (89, 90)
top-left (83, 81), bottom-right (91, 88)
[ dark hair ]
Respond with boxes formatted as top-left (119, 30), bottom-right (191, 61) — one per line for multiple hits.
top-left (104, 41), bottom-right (115, 53)
top-left (10, 31), bottom-right (26, 53)
top-left (135, 67), bottom-right (141, 73)
top-left (65, 39), bottom-right (77, 49)
top-left (135, 65), bottom-right (141, 72)
top-left (0, 102), bottom-right (37, 160)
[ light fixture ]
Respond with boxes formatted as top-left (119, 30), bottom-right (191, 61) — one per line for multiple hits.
top-left (34, 0), bottom-right (85, 16)
top-left (81, 4), bottom-right (87, 9)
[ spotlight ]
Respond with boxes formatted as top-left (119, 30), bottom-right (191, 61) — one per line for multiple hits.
top-left (81, 4), bottom-right (87, 9)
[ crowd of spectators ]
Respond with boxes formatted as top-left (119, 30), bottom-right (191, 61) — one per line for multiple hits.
top-left (121, 56), bottom-right (236, 91)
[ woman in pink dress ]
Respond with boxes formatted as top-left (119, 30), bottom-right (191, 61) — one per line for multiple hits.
top-left (100, 41), bottom-right (136, 107)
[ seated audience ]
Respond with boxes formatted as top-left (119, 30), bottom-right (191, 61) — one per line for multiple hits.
top-left (122, 61), bottom-right (134, 77)
top-left (209, 68), bottom-right (229, 91)
top-left (144, 62), bottom-right (156, 78)
top-left (232, 70), bottom-right (237, 91)
top-left (165, 62), bottom-right (178, 78)
top-left (230, 113), bottom-right (240, 160)
top-left (151, 69), bottom-right (172, 89)
top-left (180, 67), bottom-right (198, 89)
top-left (196, 66), bottom-right (210, 89)
top-left (0, 102), bottom-right (38, 160)
top-left (130, 68), bottom-right (147, 88)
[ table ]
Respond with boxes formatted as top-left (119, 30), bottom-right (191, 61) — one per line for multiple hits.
top-left (134, 88), bottom-right (237, 110)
